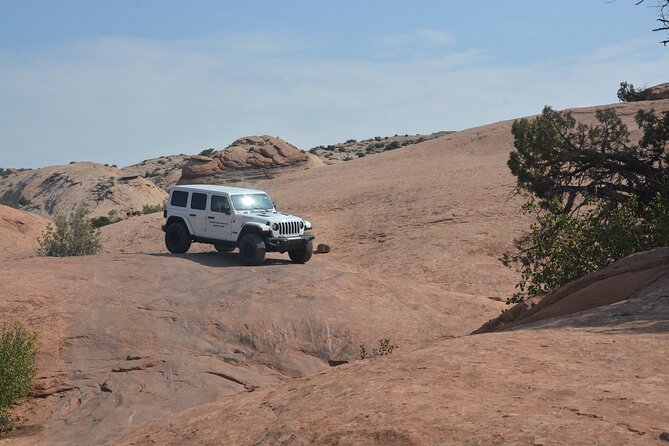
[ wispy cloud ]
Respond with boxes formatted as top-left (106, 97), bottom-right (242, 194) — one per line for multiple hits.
top-left (373, 28), bottom-right (456, 59)
top-left (0, 33), bottom-right (668, 168)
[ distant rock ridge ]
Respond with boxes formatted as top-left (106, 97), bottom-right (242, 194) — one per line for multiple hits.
top-left (178, 135), bottom-right (321, 185)
top-left (631, 82), bottom-right (669, 102)
top-left (121, 154), bottom-right (188, 191)
top-left (0, 162), bottom-right (167, 219)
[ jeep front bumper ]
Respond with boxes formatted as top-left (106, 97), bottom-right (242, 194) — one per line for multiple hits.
top-left (265, 234), bottom-right (315, 251)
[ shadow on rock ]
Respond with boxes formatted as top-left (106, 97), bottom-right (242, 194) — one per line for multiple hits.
top-left (148, 251), bottom-right (294, 268)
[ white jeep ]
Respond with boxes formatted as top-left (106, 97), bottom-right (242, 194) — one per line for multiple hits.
top-left (162, 184), bottom-right (314, 265)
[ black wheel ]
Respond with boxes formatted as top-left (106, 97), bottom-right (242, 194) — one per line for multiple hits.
top-left (239, 233), bottom-right (266, 265)
top-left (214, 243), bottom-right (235, 253)
top-left (165, 222), bottom-right (191, 253)
top-left (288, 240), bottom-right (313, 264)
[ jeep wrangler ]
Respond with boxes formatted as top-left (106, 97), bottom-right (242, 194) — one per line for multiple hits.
top-left (162, 184), bottom-right (314, 265)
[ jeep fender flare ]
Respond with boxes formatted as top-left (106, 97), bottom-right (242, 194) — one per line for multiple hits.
top-left (165, 216), bottom-right (193, 235)
top-left (237, 222), bottom-right (271, 243)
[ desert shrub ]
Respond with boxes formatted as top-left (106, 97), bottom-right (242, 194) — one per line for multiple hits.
top-left (502, 196), bottom-right (669, 302)
top-left (90, 216), bottom-right (112, 228)
top-left (385, 141), bottom-right (401, 150)
top-left (504, 104), bottom-right (669, 301)
top-left (18, 196), bottom-right (30, 206)
top-left (343, 156), bottom-right (354, 161)
top-left (359, 339), bottom-right (397, 360)
top-left (355, 152), bottom-right (366, 158)
top-left (199, 148), bottom-right (216, 157)
top-left (142, 203), bottom-right (165, 214)
top-left (345, 139), bottom-right (357, 144)
top-left (617, 81), bottom-right (641, 102)
top-left (0, 324), bottom-right (38, 431)
top-left (37, 207), bottom-right (101, 257)
top-left (157, 159), bottom-right (166, 165)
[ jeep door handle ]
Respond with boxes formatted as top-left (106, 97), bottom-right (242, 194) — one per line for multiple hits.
top-left (207, 216), bottom-right (214, 220)
top-left (189, 213), bottom-right (196, 217)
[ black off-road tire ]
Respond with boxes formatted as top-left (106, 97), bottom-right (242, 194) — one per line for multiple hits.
top-left (165, 222), bottom-right (191, 254)
top-left (288, 240), bottom-right (313, 264)
top-left (214, 243), bottom-right (235, 253)
top-left (239, 233), bottom-right (266, 265)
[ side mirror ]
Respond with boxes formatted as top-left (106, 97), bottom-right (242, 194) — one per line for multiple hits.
top-left (272, 201), bottom-right (278, 211)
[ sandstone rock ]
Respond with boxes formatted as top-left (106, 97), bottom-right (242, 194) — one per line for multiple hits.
top-left (121, 155), bottom-right (188, 190)
top-left (473, 247), bottom-right (669, 334)
top-left (180, 156), bottom-right (222, 179)
top-left (178, 135), bottom-right (321, 186)
top-left (0, 204), bottom-right (50, 251)
top-left (315, 243), bottom-right (331, 254)
top-left (0, 162), bottom-right (167, 219)
top-left (639, 82), bottom-right (669, 101)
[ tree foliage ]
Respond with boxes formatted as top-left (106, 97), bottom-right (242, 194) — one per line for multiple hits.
top-left (617, 81), bottom-right (642, 102)
top-left (505, 106), bottom-right (669, 301)
top-left (38, 207), bottom-right (102, 257)
top-left (0, 324), bottom-right (38, 431)
top-left (503, 196), bottom-right (669, 302)
top-left (509, 106), bottom-right (669, 215)
top-left (198, 148), bottom-right (216, 157)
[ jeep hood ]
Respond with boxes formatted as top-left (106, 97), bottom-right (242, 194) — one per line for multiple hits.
top-left (240, 211), bottom-right (301, 224)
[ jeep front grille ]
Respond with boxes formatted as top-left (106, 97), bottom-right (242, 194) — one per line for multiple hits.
top-left (278, 221), bottom-right (301, 236)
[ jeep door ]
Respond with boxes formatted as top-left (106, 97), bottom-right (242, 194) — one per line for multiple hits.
top-left (188, 192), bottom-right (209, 236)
top-left (207, 194), bottom-right (233, 240)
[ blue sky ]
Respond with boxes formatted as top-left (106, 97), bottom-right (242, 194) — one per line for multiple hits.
top-left (1, 1), bottom-right (669, 168)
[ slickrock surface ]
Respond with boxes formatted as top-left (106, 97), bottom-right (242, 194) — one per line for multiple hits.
top-left (0, 204), bottom-right (49, 251)
top-left (2, 97), bottom-right (669, 445)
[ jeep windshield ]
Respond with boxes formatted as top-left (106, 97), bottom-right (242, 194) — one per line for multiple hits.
top-left (231, 193), bottom-right (274, 211)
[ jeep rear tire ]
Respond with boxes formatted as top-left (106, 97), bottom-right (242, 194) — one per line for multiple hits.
top-left (288, 240), bottom-right (313, 264)
top-left (165, 222), bottom-right (191, 253)
top-left (239, 233), bottom-right (266, 265)
top-left (214, 243), bottom-right (235, 253)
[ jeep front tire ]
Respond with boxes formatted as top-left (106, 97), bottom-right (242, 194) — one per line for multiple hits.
top-left (165, 222), bottom-right (191, 253)
top-left (288, 240), bottom-right (313, 264)
top-left (239, 233), bottom-right (266, 265)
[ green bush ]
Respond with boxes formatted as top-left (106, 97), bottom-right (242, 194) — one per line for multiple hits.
top-left (90, 216), bottom-right (113, 228)
top-left (617, 81), bottom-right (641, 102)
top-left (502, 196), bottom-right (669, 302)
top-left (199, 148), bottom-right (216, 157)
top-left (142, 203), bottom-right (165, 214)
top-left (37, 207), bottom-right (102, 257)
top-left (0, 324), bottom-right (38, 431)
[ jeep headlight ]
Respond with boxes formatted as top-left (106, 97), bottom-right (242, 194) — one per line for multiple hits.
top-left (304, 220), bottom-right (312, 230)
top-left (272, 223), bottom-right (279, 230)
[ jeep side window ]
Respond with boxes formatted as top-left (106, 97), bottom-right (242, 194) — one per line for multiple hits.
top-left (211, 195), bottom-right (231, 214)
top-left (171, 190), bottom-right (188, 207)
top-left (190, 192), bottom-right (207, 210)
